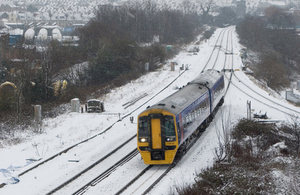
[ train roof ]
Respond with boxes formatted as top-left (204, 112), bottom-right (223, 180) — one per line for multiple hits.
top-left (148, 84), bottom-right (208, 114)
top-left (147, 70), bottom-right (223, 114)
top-left (143, 69), bottom-right (223, 115)
top-left (189, 69), bottom-right (223, 89)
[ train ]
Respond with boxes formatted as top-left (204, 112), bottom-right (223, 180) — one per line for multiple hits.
top-left (137, 69), bottom-right (225, 164)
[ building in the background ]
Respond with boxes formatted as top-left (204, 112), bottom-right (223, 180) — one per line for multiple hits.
top-left (9, 28), bottom-right (23, 45)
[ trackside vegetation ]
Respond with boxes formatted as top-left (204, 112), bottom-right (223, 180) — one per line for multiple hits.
top-left (236, 6), bottom-right (300, 92)
top-left (176, 6), bottom-right (300, 195)
top-left (176, 118), bottom-right (300, 194)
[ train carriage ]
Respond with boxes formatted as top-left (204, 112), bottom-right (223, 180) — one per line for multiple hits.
top-left (137, 69), bottom-right (225, 164)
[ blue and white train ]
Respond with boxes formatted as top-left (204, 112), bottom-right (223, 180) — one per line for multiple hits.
top-left (137, 69), bottom-right (225, 164)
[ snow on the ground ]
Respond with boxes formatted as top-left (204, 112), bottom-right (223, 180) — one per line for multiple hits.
top-left (1, 26), bottom-right (299, 195)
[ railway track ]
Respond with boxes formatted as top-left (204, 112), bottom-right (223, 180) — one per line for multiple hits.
top-left (222, 27), bottom-right (235, 94)
top-left (46, 136), bottom-right (137, 195)
top-left (67, 27), bottom-right (237, 195)
top-left (129, 27), bottom-right (300, 195)
top-left (72, 125), bottom-right (206, 195)
top-left (230, 72), bottom-right (300, 116)
top-left (221, 28), bottom-right (300, 118)
top-left (69, 27), bottom-right (236, 195)
top-left (1, 27), bottom-right (237, 195)
top-left (202, 27), bottom-right (227, 71)
top-left (0, 55), bottom-right (189, 192)
top-left (58, 28), bottom-right (226, 166)
top-left (115, 164), bottom-right (173, 195)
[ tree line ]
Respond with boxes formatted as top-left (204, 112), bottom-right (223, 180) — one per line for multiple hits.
top-left (236, 6), bottom-right (300, 91)
top-left (0, 0), bottom-right (222, 128)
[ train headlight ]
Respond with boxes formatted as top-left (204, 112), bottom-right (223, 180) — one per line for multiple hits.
top-left (166, 136), bottom-right (176, 142)
top-left (139, 137), bottom-right (148, 143)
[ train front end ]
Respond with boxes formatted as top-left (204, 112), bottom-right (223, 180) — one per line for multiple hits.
top-left (137, 109), bottom-right (178, 164)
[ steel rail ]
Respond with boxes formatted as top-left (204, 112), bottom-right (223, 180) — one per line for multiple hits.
top-left (45, 135), bottom-right (137, 195)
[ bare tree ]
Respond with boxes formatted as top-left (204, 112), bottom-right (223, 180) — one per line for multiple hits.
top-left (182, 0), bottom-right (193, 15)
top-left (235, 15), bottom-right (268, 51)
top-left (214, 108), bottom-right (232, 163)
top-left (254, 51), bottom-right (290, 91)
top-left (198, 0), bottom-right (214, 23)
top-left (265, 6), bottom-right (296, 29)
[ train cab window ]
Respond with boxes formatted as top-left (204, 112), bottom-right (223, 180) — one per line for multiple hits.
top-left (138, 116), bottom-right (149, 142)
top-left (164, 115), bottom-right (176, 142)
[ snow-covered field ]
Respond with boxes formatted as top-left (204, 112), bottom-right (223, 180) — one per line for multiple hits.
top-left (1, 26), bottom-right (300, 194)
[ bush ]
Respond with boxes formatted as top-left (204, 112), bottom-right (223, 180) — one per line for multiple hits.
top-left (176, 118), bottom-right (300, 195)
top-left (203, 28), bottom-right (215, 40)
top-left (253, 51), bottom-right (290, 91)
top-left (236, 13), bottom-right (300, 91)
top-left (231, 118), bottom-right (275, 140)
top-left (177, 162), bottom-right (275, 195)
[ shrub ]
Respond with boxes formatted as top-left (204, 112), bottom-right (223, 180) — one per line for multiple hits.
top-left (231, 118), bottom-right (275, 140)
top-left (253, 51), bottom-right (290, 91)
top-left (176, 119), bottom-right (300, 195)
top-left (177, 162), bottom-right (275, 195)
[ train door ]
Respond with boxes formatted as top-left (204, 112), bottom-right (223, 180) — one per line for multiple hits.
top-left (151, 118), bottom-right (162, 149)
top-left (149, 114), bottom-right (165, 160)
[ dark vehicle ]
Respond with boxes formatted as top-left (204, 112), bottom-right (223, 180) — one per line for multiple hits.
top-left (86, 99), bottom-right (104, 113)
top-left (137, 69), bottom-right (225, 164)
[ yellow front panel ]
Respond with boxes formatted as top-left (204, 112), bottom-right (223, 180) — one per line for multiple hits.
top-left (138, 109), bottom-right (178, 164)
top-left (151, 118), bottom-right (162, 149)
top-left (139, 150), bottom-right (177, 165)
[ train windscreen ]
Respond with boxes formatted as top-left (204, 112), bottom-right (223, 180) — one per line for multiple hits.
top-left (164, 115), bottom-right (176, 142)
top-left (138, 115), bottom-right (176, 142)
top-left (138, 116), bottom-right (149, 142)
